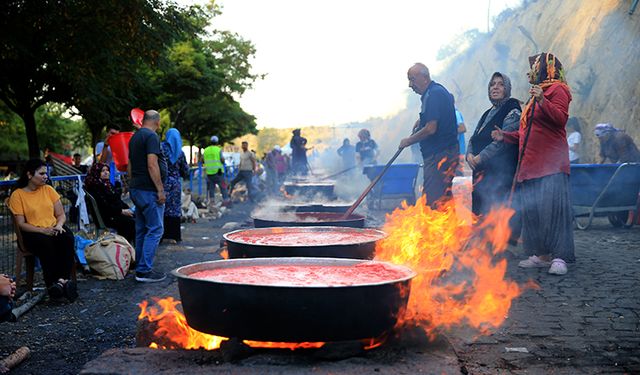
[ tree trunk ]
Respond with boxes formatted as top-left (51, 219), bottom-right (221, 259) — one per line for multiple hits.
top-left (90, 127), bottom-right (102, 160)
top-left (21, 109), bottom-right (40, 159)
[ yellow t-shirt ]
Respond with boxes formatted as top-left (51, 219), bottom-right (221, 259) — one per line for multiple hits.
top-left (8, 185), bottom-right (60, 228)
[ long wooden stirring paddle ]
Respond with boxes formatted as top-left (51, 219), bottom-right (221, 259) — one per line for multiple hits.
top-left (342, 147), bottom-right (404, 218)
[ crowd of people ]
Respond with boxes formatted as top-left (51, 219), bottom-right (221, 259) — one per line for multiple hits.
top-left (401, 53), bottom-right (639, 277)
top-left (4, 53), bottom-right (640, 306)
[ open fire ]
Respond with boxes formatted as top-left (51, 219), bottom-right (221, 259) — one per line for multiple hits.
top-left (138, 297), bottom-right (385, 351)
top-left (137, 194), bottom-right (533, 351)
top-left (375, 195), bottom-right (536, 338)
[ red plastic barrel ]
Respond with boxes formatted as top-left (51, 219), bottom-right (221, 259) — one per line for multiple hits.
top-left (109, 132), bottom-right (134, 172)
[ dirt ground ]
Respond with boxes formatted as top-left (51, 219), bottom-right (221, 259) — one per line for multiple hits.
top-left (0, 200), bottom-right (638, 374)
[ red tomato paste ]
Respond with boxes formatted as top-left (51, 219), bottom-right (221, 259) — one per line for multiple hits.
top-left (189, 262), bottom-right (411, 286)
top-left (226, 229), bottom-right (383, 246)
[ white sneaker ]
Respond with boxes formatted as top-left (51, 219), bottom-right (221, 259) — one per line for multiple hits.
top-left (518, 255), bottom-right (551, 268)
top-left (548, 259), bottom-right (567, 275)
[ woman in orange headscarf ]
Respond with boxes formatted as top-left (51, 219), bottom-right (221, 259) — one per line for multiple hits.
top-left (492, 52), bottom-right (575, 275)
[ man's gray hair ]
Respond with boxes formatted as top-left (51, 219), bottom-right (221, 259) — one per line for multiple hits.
top-left (143, 110), bottom-right (160, 122)
top-left (413, 63), bottom-right (430, 78)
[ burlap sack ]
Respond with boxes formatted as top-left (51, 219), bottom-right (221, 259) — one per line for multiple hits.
top-left (85, 233), bottom-right (135, 280)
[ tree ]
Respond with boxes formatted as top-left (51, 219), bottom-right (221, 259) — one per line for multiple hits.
top-left (0, 101), bottom-right (89, 160)
top-left (154, 5), bottom-right (262, 161)
top-left (0, 1), bottom-right (74, 158)
top-left (69, 1), bottom-right (201, 152)
top-left (0, 0), bottom-right (193, 158)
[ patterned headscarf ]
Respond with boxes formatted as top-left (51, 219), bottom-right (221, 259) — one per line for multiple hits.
top-left (594, 123), bottom-right (619, 137)
top-left (488, 72), bottom-right (512, 107)
top-left (165, 128), bottom-right (183, 165)
top-left (85, 163), bottom-right (114, 193)
top-left (520, 52), bottom-right (570, 129)
top-left (528, 52), bottom-right (567, 84)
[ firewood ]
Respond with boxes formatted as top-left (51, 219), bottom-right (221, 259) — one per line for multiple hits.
top-left (9, 292), bottom-right (46, 322)
top-left (0, 346), bottom-right (30, 373)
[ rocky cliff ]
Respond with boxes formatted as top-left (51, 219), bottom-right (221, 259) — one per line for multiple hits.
top-left (246, 1), bottom-right (639, 165)
top-left (434, 0), bottom-right (639, 162)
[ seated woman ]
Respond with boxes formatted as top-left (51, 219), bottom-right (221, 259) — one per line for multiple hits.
top-left (8, 159), bottom-right (78, 301)
top-left (84, 163), bottom-right (135, 245)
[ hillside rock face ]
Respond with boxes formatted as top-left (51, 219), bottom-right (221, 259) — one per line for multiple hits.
top-left (435, 0), bottom-right (639, 162)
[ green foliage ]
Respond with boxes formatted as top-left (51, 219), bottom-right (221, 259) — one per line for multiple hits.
top-left (0, 0), bottom-right (260, 159)
top-left (0, 102), bottom-right (89, 160)
top-left (156, 5), bottom-right (262, 150)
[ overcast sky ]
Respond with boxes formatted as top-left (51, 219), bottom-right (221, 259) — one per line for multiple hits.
top-left (209, 0), bottom-right (523, 128)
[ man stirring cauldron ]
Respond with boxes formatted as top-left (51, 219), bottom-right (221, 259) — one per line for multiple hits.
top-left (399, 63), bottom-right (459, 208)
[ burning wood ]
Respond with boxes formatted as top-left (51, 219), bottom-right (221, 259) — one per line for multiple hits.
top-left (137, 298), bottom-right (387, 352)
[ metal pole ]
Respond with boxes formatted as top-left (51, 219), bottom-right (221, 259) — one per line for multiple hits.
top-left (508, 98), bottom-right (536, 205)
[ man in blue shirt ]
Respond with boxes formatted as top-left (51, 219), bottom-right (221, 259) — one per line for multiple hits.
top-left (399, 63), bottom-right (459, 207)
top-left (128, 110), bottom-right (167, 283)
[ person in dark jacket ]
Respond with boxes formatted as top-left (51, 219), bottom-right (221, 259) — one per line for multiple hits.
top-left (85, 163), bottom-right (136, 245)
top-left (290, 129), bottom-right (309, 176)
top-left (467, 72), bottom-right (522, 216)
top-left (594, 123), bottom-right (640, 163)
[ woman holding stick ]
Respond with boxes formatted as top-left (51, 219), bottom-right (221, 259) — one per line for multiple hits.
top-left (492, 52), bottom-right (575, 275)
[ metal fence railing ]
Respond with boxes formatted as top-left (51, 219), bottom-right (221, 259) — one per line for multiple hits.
top-left (0, 162), bottom-right (239, 276)
top-left (0, 175), bottom-right (89, 277)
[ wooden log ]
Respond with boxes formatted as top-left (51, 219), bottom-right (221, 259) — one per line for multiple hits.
top-left (9, 292), bottom-right (45, 322)
top-left (135, 318), bottom-right (181, 349)
top-left (0, 347), bottom-right (30, 374)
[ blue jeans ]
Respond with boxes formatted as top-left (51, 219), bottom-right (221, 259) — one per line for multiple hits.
top-left (130, 189), bottom-right (165, 274)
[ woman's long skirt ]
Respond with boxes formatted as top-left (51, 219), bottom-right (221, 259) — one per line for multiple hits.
top-left (519, 173), bottom-right (575, 262)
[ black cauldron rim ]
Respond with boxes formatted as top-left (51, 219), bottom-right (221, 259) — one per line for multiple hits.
top-left (222, 226), bottom-right (388, 248)
top-left (250, 211), bottom-right (366, 225)
top-left (172, 257), bottom-right (417, 289)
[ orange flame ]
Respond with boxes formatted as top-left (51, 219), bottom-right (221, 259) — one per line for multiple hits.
top-left (219, 248), bottom-right (229, 260)
top-left (375, 195), bottom-right (531, 338)
top-left (138, 297), bottom-right (228, 350)
top-left (138, 298), bottom-right (336, 351)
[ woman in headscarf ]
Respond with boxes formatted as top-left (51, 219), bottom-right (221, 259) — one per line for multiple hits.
top-left (467, 72), bottom-right (522, 217)
top-left (161, 128), bottom-right (189, 242)
top-left (85, 163), bottom-right (136, 244)
top-left (290, 129), bottom-right (309, 176)
top-left (492, 52), bottom-right (575, 275)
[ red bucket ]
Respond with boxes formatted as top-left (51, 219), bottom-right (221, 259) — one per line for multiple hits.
top-left (109, 132), bottom-right (134, 172)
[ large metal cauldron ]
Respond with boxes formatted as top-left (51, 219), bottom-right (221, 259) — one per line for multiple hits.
top-left (223, 226), bottom-right (386, 259)
top-left (173, 257), bottom-right (415, 342)
top-left (283, 181), bottom-right (335, 200)
top-left (272, 203), bottom-right (352, 213)
top-left (252, 212), bottom-right (365, 228)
